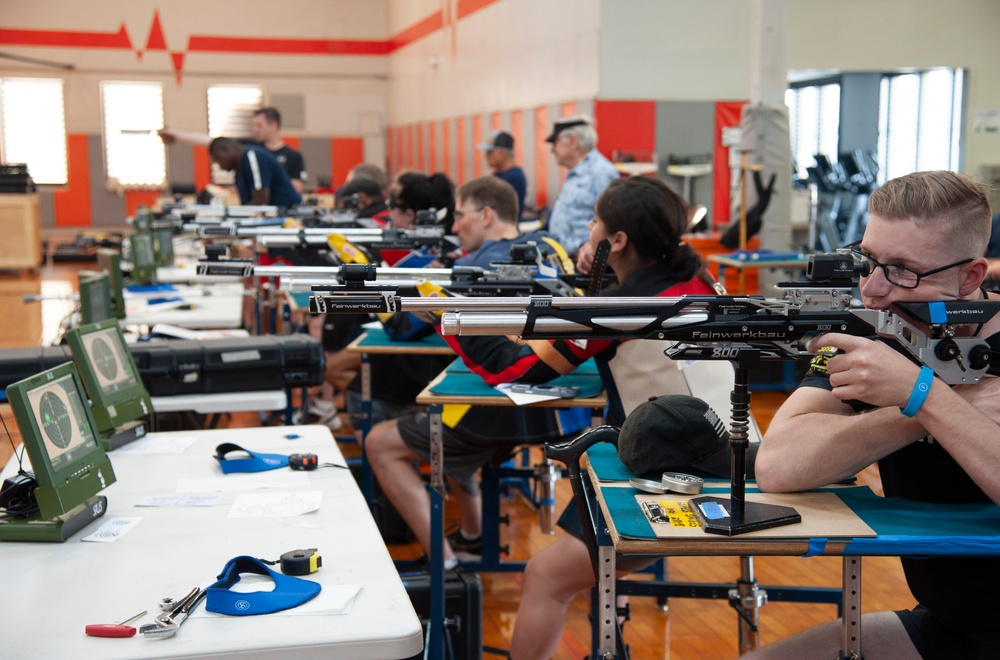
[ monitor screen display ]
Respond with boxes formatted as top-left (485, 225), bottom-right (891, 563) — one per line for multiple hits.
top-left (65, 319), bottom-right (151, 435)
top-left (130, 233), bottom-right (156, 268)
top-left (25, 371), bottom-right (100, 473)
top-left (78, 271), bottom-right (113, 325)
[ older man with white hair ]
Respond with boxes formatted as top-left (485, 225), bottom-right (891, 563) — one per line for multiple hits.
top-left (545, 114), bottom-right (620, 261)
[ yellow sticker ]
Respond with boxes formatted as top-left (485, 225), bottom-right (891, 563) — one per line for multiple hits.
top-left (659, 500), bottom-right (702, 528)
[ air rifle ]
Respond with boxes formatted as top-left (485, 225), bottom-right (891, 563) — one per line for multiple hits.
top-left (307, 252), bottom-right (998, 386)
top-left (197, 242), bottom-right (584, 297)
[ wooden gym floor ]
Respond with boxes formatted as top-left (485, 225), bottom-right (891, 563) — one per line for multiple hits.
top-left (0, 260), bottom-right (915, 659)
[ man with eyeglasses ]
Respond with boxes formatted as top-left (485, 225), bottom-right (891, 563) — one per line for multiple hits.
top-left (748, 170), bottom-right (1000, 660)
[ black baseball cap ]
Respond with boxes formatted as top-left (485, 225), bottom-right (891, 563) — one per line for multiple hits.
top-left (477, 130), bottom-right (515, 151)
top-left (617, 395), bottom-right (757, 479)
top-left (545, 116), bottom-right (590, 143)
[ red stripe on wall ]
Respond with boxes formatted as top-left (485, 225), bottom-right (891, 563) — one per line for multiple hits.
top-left (0, 25), bottom-right (132, 49)
top-left (193, 145), bottom-right (211, 190)
top-left (331, 137), bottom-right (364, 188)
top-left (125, 190), bottom-right (161, 218)
top-left (406, 125), bottom-right (415, 171)
top-left (282, 136), bottom-right (300, 150)
top-left (187, 35), bottom-right (389, 55)
top-left (713, 101), bottom-right (746, 227)
top-left (490, 112), bottom-right (501, 132)
top-left (394, 126), bottom-right (404, 178)
top-left (417, 123), bottom-right (426, 173)
top-left (510, 109), bottom-right (523, 163)
top-left (429, 122), bottom-right (438, 173)
top-left (387, 12), bottom-right (444, 52)
top-left (52, 134), bottom-right (92, 227)
top-left (386, 126), bottom-right (395, 175)
top-left (593, 100), bottom-right (656, 163)
top-left (534, 106), bottom-right (548, 210)
top-left (441, 120), bottom-right (452, 181)
top-left (456, 0), bottom-right (503, 20)
top-left (456, 117), bottom-right (467, 185)
top-left (472, 115), bottom-right (483, 178)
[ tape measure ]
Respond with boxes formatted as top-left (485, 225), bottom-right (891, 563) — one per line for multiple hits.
top-left (280, 548), bottom-right (322, 575)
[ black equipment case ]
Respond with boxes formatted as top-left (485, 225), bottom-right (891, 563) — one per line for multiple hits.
top-left (402, 570), bottom-right (483, 660)
top-left (0, 335), bottom-right (324, 396)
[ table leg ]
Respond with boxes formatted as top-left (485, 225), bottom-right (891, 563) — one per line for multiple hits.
top-left (841, 556), bottom-right (862, 659)
top-left (596, 506), bottom-right (618, 656)
top-left (428, 402), bottom-right (446, 659)
top-left (359, 352), bottom-right (374, 508)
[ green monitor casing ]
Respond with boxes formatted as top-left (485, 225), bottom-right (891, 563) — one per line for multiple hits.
top-left (5, 362), bottom-right (116, 521)
top-left (129, 232), bottom-right (157, 283)
top-left (153, 228), bottom-right (175, 267)
top-left (65, 319), bottom-right (152, 438)
top-left (77, 271), bottom-right (114, 325)
top-left (96, 248), bottom-right (126, 320)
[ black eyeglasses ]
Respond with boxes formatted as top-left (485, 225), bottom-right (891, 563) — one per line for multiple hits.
top-left (848, 242), bottom-right (974, 289)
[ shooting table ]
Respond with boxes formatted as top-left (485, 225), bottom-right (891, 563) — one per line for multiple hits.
top-left (0, 425), bottom-right (423, 659)
top-left (585, 443), bottom-right (1000, 657)
top-left (123, 283), bottom-right (245, 329)
top-left (412, 358), bottom-right (607, 659)
top-left (708, 252), bottom-right (811, 294)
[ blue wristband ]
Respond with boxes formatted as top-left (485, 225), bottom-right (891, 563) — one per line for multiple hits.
top-left (900, 366), bottom-right (935, 418)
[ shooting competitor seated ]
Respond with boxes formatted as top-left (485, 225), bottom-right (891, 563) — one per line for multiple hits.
top-left (364, 175), bottom-right (584, 568)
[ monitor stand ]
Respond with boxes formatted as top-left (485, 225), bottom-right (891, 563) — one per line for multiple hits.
top-left (101, 419), bottom-right (149, 451)
top-left (0, 495), bottom-right (108, 542)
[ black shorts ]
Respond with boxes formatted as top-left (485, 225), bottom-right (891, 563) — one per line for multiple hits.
top-left (896, 605), bottom-right (1000, 659)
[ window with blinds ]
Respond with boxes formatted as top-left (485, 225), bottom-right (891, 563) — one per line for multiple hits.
top-left (0, 78), bottom-right (68, 185)
top-left (101, 81), bottom-right (166, 188)
top-left (207, 85), bottom-right (263, 184)
top-left (877, 69), bottom-right (964, 183)
top-left (786, 82), bottom-right (841, 179)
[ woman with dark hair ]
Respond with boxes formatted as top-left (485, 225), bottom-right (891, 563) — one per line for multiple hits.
top-left (436, 176), bottom-right (722, 658)
top-left (388, 171), bottom-right (456, 232)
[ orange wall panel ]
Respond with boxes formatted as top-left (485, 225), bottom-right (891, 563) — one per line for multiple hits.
top-left (472, 115), bottom-right (483, 178)
top-left (534, 106), bottom-right (548, 209)
top-left (125, 190), bottom-right (161, 218)
top-left (193, 144), bottom-right (211, 190)
top-left (713, 101), bottom-right (746, 227)
top-left (428, 121), bottom-right (438, 173)
top-left (456, 117), bottom-right (467, 185)
top-left (52, 133), bottom-right (91, 227)
top-left (593, 100), bottom-right (656, 161)
top-left (283, 136), bottom-right (300, 150)
top-left (331, 137), bottom-right (364, 188)
top-left (441, 119), bottom-right (451, 181)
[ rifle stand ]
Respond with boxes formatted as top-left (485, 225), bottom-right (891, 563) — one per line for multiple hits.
top-left (691, 350), bottom-right (801, 535)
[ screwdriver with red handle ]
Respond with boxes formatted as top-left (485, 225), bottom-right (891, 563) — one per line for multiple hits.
top-left (85, 610), bottom-right (147, 638)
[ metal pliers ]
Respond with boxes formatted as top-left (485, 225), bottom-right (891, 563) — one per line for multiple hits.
top-left (139, 587), bottom-right (206, 639)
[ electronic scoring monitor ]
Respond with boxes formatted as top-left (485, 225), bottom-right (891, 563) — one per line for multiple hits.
top-left (3, 362), bottom-right (116, 541)
top-left (153, 228), bottom-right (175, 267)
top-left (65, 319), bottom-right (152, 449)
top-left (128, 232), bottom-right (158, 284)
top-left (77, 271), bottom-right (114, 325)
top-left (96, 248), bottom-right (127, 320)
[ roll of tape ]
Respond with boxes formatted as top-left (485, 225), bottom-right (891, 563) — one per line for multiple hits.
top-left (662, 472), bottom-right (704, 494)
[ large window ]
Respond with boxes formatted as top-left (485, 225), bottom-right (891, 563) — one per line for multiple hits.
top-left (207, 85), bottom-right (263, 184)
top-left (101, 81), bottom-right (166, 188)
top-left (786, 81), bottom-right (841, 179)
top-left (877, 69), bottom-right (964, 182)
top-left (0, 78), bottom-right (68, 185)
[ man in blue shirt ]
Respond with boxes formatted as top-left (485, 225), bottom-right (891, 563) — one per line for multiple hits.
top-left (478, 130), bottom-right (527, 220)
top-left (209, 137), bottom-right (302, 208)
top-left (546, 115), bottom-right (620, 259)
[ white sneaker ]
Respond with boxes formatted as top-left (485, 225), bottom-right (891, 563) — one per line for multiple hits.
top-left (292, 399), bottom-right (343, 431)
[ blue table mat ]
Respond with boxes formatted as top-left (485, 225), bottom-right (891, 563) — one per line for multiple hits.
top-left (357, 325), bottom-right (451, 349)
top-left (430, 358), bottom-right (603, 398)
top-left (587, 442), bottom-right (733, 483)
top-left (601, 484), bottom-right (1000, 556)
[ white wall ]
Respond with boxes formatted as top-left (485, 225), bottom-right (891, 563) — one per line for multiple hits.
top-left (385, 0), bottom-right (601, 124)
top-left (0, 0), bottom-right (389, 150)
top-left (597, 0), bottom-right (1000, 175)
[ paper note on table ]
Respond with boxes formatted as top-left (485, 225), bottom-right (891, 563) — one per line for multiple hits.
top-left (495, 383), bottom-right (561, 404)
top-left (112, 434), bottom-right (200, 454)
top-left (177, 472), bottom-right (310, 493)
top-left (135, 495), bottom-right (222, 507)
top-left (229, 491), bottom-right (324, 518)
top-left (81, 517), bottom-right (143, 543)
